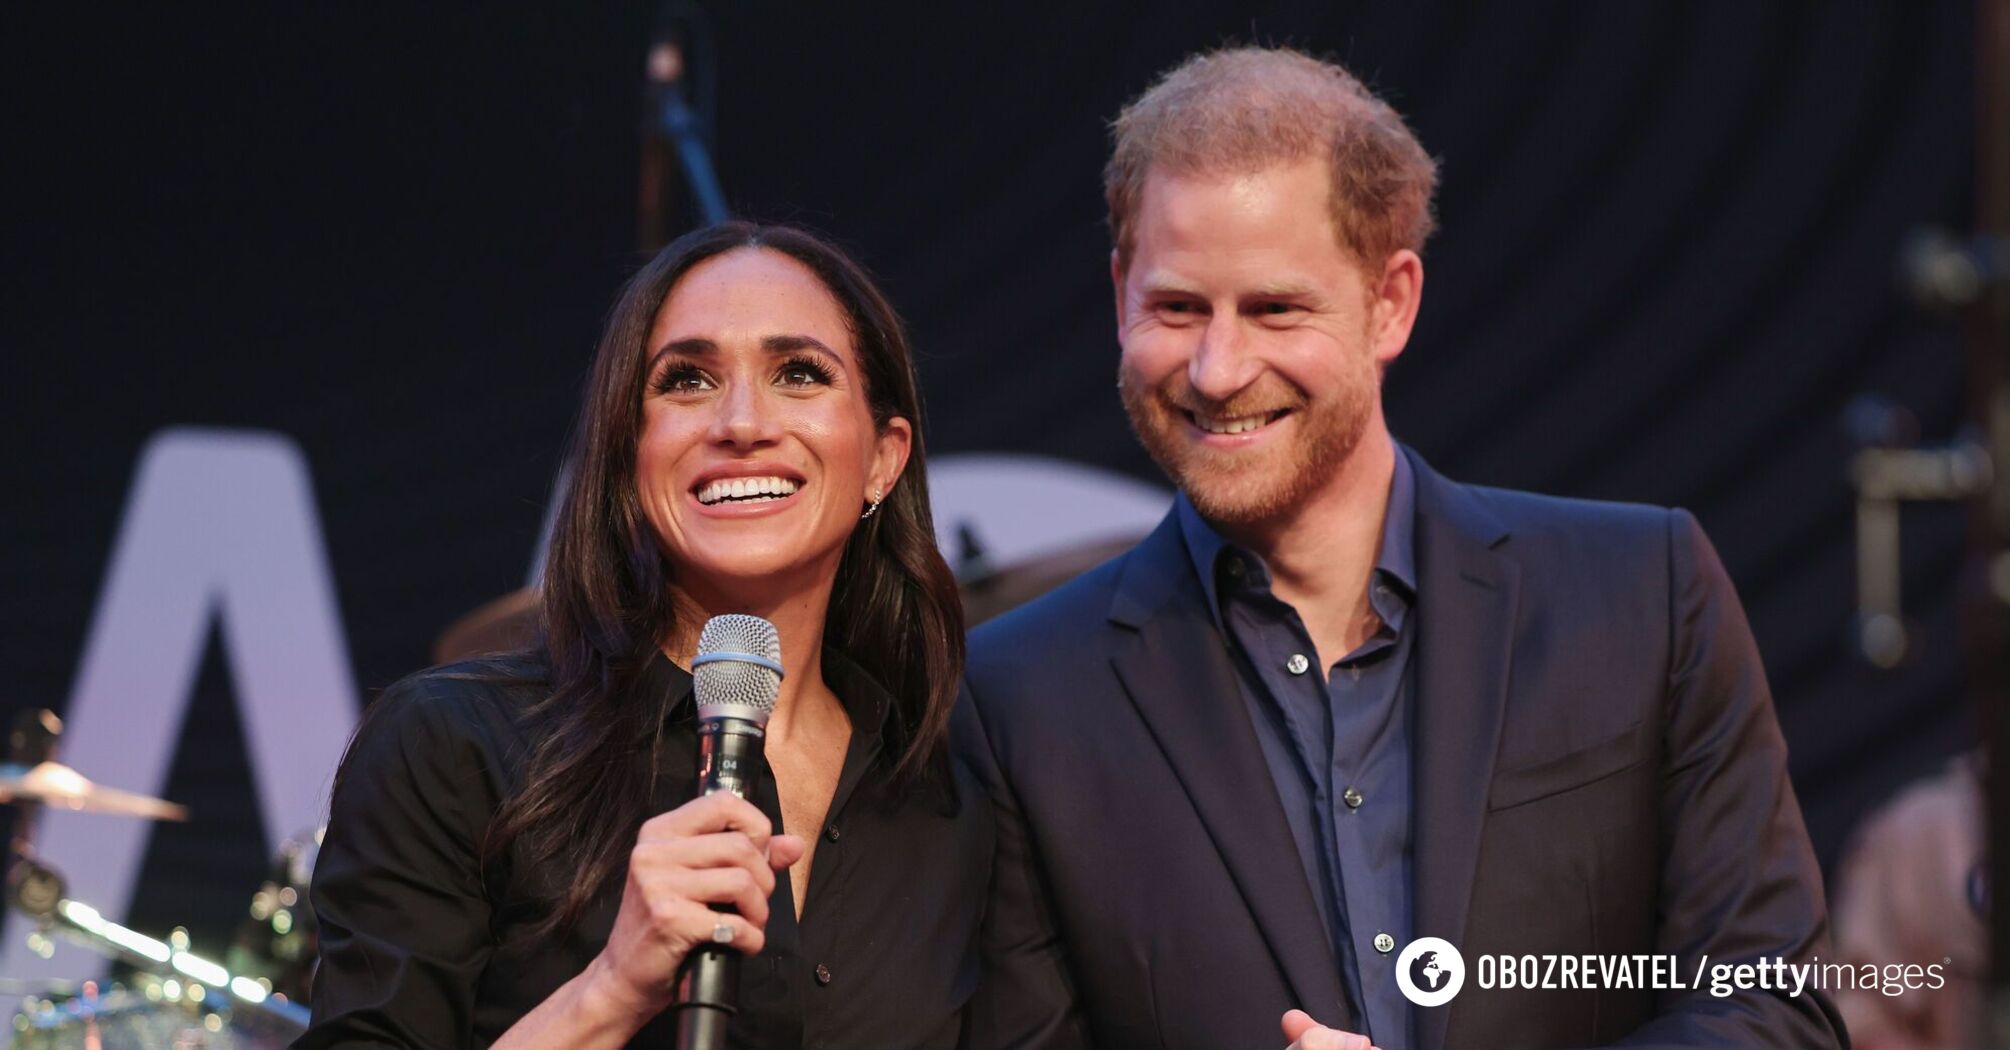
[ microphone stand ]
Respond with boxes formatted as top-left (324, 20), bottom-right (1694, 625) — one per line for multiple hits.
top-left (652, 77), bottom-right (729, 228)
top-left (643, 4), bottom-right (730, 236)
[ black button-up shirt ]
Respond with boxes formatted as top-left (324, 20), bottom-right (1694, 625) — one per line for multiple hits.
top-left (302, 647), bottom-right (992, 1048)
top-left (1177, 451), bottom-right (1419, 1050)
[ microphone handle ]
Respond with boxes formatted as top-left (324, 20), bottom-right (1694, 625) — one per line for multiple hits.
top-left (673, 716), bottom-right (766, 1050)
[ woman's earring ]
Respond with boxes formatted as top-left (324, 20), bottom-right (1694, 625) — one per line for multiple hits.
top-left (860, 489), bottom-right (884, 520)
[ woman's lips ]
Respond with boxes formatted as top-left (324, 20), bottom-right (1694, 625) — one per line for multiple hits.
top-left (694, 475), bottom-right (802, 506)
top-left (688, 478), bottom-right (808, 517)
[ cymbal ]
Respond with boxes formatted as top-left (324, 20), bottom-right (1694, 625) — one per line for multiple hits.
top-left (434, 586), bottom-right (539, 664)
top-left (0, 762), bottom-right (188, 821)
top-left (960, 534), bottom-right (1148, 626)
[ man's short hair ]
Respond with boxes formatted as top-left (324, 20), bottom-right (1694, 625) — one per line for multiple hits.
top-left (1105, 47), bottom-right (1439, 270)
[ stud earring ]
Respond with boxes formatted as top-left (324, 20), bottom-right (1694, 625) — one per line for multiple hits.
top-left (860, 489), bottom-right (884, 520)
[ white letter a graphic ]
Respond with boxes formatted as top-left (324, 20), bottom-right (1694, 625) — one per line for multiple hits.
top-left (2, 428), bottom-right (359, 981)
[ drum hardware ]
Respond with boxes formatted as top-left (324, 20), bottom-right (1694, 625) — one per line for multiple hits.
top-left (0, 765), bottom-right (189, 824)
top-left (0, 710), bottom-right (306, 1045)
top-left (11, 972), bottom-right (300, 1049)
top-left (2, 868), bottom-right (311, 1045)
top-left (225, 829), bottom-right (320, 1007)
top-left (1846, 395), bottom-right (1993, 668)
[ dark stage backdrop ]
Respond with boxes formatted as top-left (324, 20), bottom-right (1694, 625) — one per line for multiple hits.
top-left (1, 3), bottom-right (1977, 973)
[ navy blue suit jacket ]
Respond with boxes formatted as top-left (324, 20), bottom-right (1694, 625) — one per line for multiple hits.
top-left (956, 449), bottom-right (1845, 1049)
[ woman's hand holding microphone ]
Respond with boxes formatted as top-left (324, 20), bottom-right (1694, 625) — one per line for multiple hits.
top-left (585, 792), bottom-right (805, 1020)
top-left (496, 792), bottom-right (802, 1048)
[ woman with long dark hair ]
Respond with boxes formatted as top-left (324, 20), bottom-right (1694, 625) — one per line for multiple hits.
top-left (299, 222), bottom-right (983, 1047)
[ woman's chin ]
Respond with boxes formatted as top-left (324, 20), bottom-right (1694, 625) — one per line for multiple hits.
top-left (674, 539), bottom-right (841, 594)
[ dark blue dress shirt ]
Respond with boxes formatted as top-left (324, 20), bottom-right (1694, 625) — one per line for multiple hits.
top-left (1177, 452), bottom-right (1418, 1050)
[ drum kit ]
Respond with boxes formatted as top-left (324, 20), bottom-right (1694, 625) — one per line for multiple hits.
top-left (0, 710), bottom-right (311, 1049)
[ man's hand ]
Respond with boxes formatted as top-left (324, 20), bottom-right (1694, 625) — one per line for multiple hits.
top-left (1281, 1009), bottom-right (1380, 1050)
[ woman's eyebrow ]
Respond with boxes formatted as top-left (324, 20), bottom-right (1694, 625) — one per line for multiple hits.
top-left (648, 337), bottom-right (717, 372)
top-left (647, 333), bottom-right (841, 372)
top-left (762, 333), bottom-right (837, 358)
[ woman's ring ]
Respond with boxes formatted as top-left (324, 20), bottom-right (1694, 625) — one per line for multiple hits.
top-left (711, 922), bottom-right (735, 944)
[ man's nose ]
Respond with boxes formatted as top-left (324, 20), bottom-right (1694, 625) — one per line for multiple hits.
top-left (1187, 315), bottom-right (1262, 401)
top-left (708, 379), bottom-right (782, 448)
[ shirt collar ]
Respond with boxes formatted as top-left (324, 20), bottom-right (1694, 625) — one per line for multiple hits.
top-left (1177, 446), bottom-right (1419, 622)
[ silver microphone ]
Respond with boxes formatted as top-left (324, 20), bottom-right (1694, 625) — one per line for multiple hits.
top-left (692, 613), bottom-right (782, 725)
top-left (689, 613), bottom-right (781, 798)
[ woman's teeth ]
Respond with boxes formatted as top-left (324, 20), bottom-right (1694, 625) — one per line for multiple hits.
top-left (697, 476), bottom-right (802, 506)
top-left (1192, 412), bottom-right (1277, 435)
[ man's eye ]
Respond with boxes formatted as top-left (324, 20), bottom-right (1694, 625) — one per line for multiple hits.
top-left (1257, 302), bottom-right (1295, 315)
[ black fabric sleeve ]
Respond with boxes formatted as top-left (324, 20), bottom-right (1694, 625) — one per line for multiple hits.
top-left (1609, 510), bottom-right (1847, 1048)
top-left (952, 681), bottom-right (1094, 1050)
top-left (296, 675), bottom-right (503, 1050)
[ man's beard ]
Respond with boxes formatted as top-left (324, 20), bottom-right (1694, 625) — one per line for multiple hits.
top-left (1118, 358), bottom-right (1375, 530)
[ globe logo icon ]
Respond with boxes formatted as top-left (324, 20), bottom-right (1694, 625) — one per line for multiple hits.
top-left (1394, 936), bottom-right (1465, 1007)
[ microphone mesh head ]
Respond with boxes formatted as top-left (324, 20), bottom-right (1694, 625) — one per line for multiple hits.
top-left (693, 614), bottom-right (781, 726)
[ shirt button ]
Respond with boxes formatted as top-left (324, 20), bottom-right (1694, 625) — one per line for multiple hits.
top-left (814, 963), bottom-right (833, 985)
top-left (1374, 933), bottom-right (1395, 954)
top-left (824, 824), bottom-right (841, 843)
top-left (1286, 653), bottom-right (1310, 675)
top-left (1343, 787), bottom-right (1364, 809)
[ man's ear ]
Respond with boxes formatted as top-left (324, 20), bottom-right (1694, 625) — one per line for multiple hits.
top-left (1110, 249), bottom-right (1127, 335)
top-left (1370, 248), bottom-right (1424, 368)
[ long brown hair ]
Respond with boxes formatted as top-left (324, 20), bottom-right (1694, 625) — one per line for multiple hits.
top-left (487, 221), bottom-right (964, 937)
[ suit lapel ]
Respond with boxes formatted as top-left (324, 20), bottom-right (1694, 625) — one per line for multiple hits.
top-left (1106, 514), bottom-right (1355, 1029)
top-left (1405, 450), bottom-right (1519, 1050)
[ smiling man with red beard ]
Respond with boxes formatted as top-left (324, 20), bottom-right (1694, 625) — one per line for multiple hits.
top-left (956, 48), bottom-right (1844, 1050)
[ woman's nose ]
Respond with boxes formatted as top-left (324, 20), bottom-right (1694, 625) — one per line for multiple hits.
top-left (708, 379), bottom-right (782, 448)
